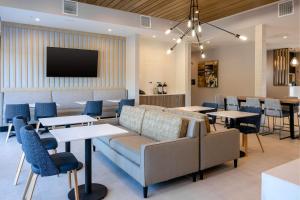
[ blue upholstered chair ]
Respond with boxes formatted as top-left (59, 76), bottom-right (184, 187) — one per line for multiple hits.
top-left (12, 116), bottom-right (58, 186)
top-left (34, 102), bottom-right (57, 132)
top-left (82, 100), bottom-right (103, 119)
top-left (115, 99), bottom-right (135, 118)
top-left (237, 106), bottom-right (264, 155)
top-left (202, 102), bottom-right (218, 131)
top-left (5, 104), bottom-right (30, 143)
top-left (20, 125), bottom-right (79, 200)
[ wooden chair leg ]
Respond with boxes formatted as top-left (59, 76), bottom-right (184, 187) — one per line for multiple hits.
top-left (241, 134), bottom-right (245, 147)
top-left (5, 123), bottom-right (13, 143)
top-left (256, 133), bottom-right (264, 152)
top-left (35, 122), bottom-right (40, 132)
top-left (22, 170), bottom-right (33, 200)
top-left (72, 170), bottom-right (80, 200)
top-left (14, 152), bottom-right (25, 185)
top-left (244, 134), bottom-right (248, 156)
top-left (68, 171), bottom-right (72, 189)
top-left (27, 174), bottom-right (38, 200)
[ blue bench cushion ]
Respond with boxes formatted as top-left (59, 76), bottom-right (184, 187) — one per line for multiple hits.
top-left (41, 138), bottom-right (58, 150)
top-left (110, 135), bottom-right (155, 165)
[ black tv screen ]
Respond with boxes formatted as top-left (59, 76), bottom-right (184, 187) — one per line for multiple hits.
top-left (47, 47), bottom-right (98, 77)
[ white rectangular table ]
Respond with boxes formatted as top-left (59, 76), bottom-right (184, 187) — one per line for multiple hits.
top-left (50, 124), bottom-right (128, 199)
top-left (39, 115), bottom-right (97, 127)
top-left (29, 103), bottom-right (60, 108)
top-left (207, 110), bottom-right (259, 119)
top-left (75, 100), bottom-right (121, 105)
top-left (262, 158), bottom-right (300, 200)
top-left (174, 106), bottom-right (215, 112)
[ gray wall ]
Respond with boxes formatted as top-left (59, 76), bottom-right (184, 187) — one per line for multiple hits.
top-left (1, 22), bottom-right (126, 91)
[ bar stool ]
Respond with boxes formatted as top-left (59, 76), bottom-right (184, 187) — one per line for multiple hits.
top-left (35, 102), bottom-right (57, 132)
top-left (12, 116), bottom-right (58, 185)
top-left (226, 96), bottom-right (239, 111)
top-left (20, 125), bottom-right (79, 200)
top-left (5, 104), bottom-right (30, 143)
top-left (263, 98), bottom-right (290, 140)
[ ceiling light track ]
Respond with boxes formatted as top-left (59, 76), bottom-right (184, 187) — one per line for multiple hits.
top-left (165, 0), bottom-right (248, 56)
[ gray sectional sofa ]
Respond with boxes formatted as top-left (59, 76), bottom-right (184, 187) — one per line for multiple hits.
top-left (93, 105), bottom-right (240, 198)
top-left (0, 88), bottom-right (126, 125)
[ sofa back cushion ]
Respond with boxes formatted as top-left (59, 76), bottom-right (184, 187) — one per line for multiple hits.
top-left (141, 110), bottom-right (183, 141)
top-left (165, 109), bottom-right (211, 134)
top-left (119, 106), bottom-right (146, 133)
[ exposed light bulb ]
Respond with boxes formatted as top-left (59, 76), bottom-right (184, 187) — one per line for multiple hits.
top-left (238, 35), bottom-right (248, 41)
top-left (291, 57), bottom-right (299, 67)
top-left (191, 29), bottom-right (196, 37)
top-left (176, 38), bottom-right (182, 44)
top-left (166, 49), bottom-right (172, 55)
top-left (197, 24), bottom-right (202, 33)
top-left (35, 17), bottom-right (40, 22)
top-left (201, 53), bottom-right (206, 59)
top-left (165, 29), bottom-right (171, 35)
top-left (199, 44), bottom-right (204, 50)
top-left (195, 10), bottom-right (199, 14)
top-left (187, 20), bottom-right (192, 28)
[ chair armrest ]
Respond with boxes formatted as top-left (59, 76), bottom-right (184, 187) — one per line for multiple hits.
top-left (201, 128), bottom-right (240, 169)
top-left (141, 137), bottom-right (199, 186)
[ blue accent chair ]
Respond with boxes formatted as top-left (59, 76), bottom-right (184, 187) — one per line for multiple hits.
top-left (34, 102), bottom-right (57, 132)
top-left (115, 99), bottom-right (135, 118)
top-left (5, 104), bottom-right (30, 143)
top-left (12, 116), bottom-right (58, 185)
top-left (82, 100), bottom-right (103, 119)
top-left (20, 125), bottom-right (79, 200)
top-left (237, 106), bottom-right (264, 155)
top-left (202, 102), bottom-right (218, 131)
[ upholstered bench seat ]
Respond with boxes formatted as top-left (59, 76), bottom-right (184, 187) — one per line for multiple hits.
top-left (110, 135), bottom-right (156, 165)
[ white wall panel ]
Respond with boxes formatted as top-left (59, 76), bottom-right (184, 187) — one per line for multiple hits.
top-left (1, 22), bottom-right (126, 91)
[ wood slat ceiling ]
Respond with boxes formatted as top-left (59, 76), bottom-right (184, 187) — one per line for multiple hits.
top-left (78, 0), bottom-right (278, 22)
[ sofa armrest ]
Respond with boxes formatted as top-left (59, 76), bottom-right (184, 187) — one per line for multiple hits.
top-left (201, 128), bottom-right (240, 170)
top-left (141, 137), bottom-right (199, 186)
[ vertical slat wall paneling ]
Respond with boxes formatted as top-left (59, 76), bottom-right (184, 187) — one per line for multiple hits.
top-left (1, 22), bottom-right (126, 91)
top-left (273, 48), bottom-right (289, 86)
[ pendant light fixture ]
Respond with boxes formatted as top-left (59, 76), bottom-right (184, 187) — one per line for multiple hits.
top-left (165, 0), bottom-right (247, 57)
top-left (290, 50), bottom-right (299, 67)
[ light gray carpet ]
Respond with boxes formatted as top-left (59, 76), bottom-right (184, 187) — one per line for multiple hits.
top-left (0, 124), bottom-right (299, 200)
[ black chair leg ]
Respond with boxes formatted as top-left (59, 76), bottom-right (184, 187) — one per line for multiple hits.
top-left (143, 186), bottom-right (148, 198)
top-left (192, 172), bottom-right (197, 182)
top-left (199, 170), bottom-right (204, 180)
top-left (234, 159), bottom-right (238, 168)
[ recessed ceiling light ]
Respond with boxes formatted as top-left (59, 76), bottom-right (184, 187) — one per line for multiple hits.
top-left (283, 35), bottom-right (288, 39)
top-left (35, 17), bottom-right (40, 22)
top-left (152, 35), bottom-right (156, 38)
top-left (108, 29), bottom-right (112, 32)
top-left (206, 41), bottom-right (210, 44)
top-left (172, 38), bottom-right (176, 41)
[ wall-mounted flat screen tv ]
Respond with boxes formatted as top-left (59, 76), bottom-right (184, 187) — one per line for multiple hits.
top-left (47, 47), bottom-right (98, 77)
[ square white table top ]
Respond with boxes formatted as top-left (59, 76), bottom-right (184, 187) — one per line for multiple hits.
top-left (208, 110), bottom-right (259, 119)
top-left (39, 115), bottom-right (97, 127)
top-left (29, 103), bottom-right (60, 108)
top-left (174, 106), bottom-right (215, 112)
top-left (262, 158), bottom-right (300, 186)
top-left (75, 101), bottom-right (87, 105)
top-left (50, 124), bottom-right (128, 142)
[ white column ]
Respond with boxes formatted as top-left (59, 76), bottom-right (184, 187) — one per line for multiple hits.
top-left (255, 24), bottom-right (267, 97)
top-left (175, 42), bottom-right (191, 106)
top-left (126, 34), bottom-right (140, 104)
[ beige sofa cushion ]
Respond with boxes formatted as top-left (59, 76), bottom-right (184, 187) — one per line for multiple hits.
top-left (141, 110), bottom-right (183, 141)
top-left (165, 109), bottom-right (211, 134)
top-left (137, 105), bottom-right (165, 111)
top-left (119, 106), bottom-right (146, 133)
top-left (110, 135), bottom-right (156, 165)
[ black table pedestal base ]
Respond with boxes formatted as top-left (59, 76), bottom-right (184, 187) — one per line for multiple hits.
top-left (68, 183), bottom-right (107, 200)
